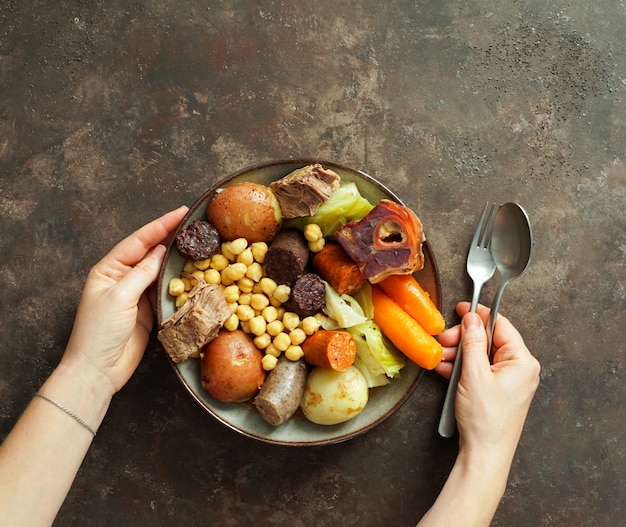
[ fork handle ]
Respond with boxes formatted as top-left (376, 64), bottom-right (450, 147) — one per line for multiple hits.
top-left (438, 341), bottom-right (463, 437)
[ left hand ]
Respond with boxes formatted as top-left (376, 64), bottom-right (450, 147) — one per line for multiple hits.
top-left (61, 206), bottom-right (188, 394)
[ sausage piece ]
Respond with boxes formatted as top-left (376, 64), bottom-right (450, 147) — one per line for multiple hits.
top-left (176, 219), bottom-right (221, 261)
top-left (283, 273), bottom-right (326, 317)
top-left (254, 356), bottom-right (308, 426)
top-left (263, 229), bottom-right (310, 285)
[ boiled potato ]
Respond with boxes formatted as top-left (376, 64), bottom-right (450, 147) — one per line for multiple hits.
top-left (207, 182), bottom-right (282, 242)
top-left (300, 366), bottom-right (369, 425)
top-left (201, 330), bottom-right (267, 402)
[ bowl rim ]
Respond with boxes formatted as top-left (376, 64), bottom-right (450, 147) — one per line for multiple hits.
top-left (156, 158), bottom-right (442, 446)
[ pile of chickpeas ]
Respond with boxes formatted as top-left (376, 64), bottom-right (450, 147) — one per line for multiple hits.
top-left (168, 223), bottom-right (326, 371)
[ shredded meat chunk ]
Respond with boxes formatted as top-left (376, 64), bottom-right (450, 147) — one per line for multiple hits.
top-left (158, 282), bottom-right (231, 363)
top-left (270, 163), bottom-right (341, 219)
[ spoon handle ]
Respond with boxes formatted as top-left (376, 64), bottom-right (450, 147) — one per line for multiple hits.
top-left (486, 282), bottom-right (507, 361)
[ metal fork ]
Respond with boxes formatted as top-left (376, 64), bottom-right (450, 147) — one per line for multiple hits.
top-left (438, 202), bottom-right (498, 438)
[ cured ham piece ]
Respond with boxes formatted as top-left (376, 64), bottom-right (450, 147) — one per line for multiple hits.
top-left (335, 200), bottom-right (425, 283)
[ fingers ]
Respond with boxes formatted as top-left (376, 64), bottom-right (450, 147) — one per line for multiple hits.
top-left (103, 206), bottom-right (188, 270)
top-left (458, 312), bottom-right (491, 380)
top-left (116, 244), bottom-right (167, 302)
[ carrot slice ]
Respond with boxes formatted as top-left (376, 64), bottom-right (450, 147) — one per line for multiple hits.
top-left (301, 329), bottom-right (356, 372)
top-left (312, 242), bottom-right (366, 295)
top-left (371, 285), bottom-right (443, 370)
top-left (378, 274), bottom-right (445, 335)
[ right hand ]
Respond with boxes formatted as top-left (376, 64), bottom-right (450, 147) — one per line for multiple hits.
top-left (435, 302), bottom-right (541, 464)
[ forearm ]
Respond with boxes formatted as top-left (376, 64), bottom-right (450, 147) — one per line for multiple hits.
top-left (0, 362), bottom-right (113, 527)
top-left (416, 448), bottom-right (512, 527)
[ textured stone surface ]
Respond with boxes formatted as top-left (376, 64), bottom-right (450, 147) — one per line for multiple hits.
top-left (1, 1), bottom-right (624, 526)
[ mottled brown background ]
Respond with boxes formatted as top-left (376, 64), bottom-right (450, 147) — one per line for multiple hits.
top-left (1, 1), bottom-right (624, 526)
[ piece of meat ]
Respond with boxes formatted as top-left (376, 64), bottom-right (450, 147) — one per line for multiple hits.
top-left (263, 229), bottom-right (310, 285)
top-left (176, 219), bottom-right (221, 261)
top-left (158, 282), bottom-right (231, 363)
top-left (283, 273), bottom-right (326, 317)
top-left (270, 164), bottom-right (341, 219)
top-left (335, 199), bottom-right (425, 283)
top-left (254, 356), bottom-right (308, 426)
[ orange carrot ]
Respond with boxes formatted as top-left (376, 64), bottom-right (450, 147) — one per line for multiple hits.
top-left (301, 329), bottom-right (356, 372)
top-left (371, 285), bottom-right (443, 370)
top-left (312, 242), bottom-right (366, 295)
top-left (378, 274), bottom-right (445, 335)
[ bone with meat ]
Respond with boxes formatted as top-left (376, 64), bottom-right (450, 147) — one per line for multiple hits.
top-left (334, 199), bottom-right (425, 284)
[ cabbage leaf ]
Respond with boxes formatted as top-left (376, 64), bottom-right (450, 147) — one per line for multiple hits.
top-left (321, 280), bottom-right (367, 328)
top-left (284, 182), bottom-right (374, 237)
top-left (348, 321), bottom-right (406, 387)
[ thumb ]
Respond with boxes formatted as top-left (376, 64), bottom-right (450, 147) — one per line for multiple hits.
top-left (116, 244), bottom-right (167, 303)
top-left (460, 312), bottom-right (491, 379)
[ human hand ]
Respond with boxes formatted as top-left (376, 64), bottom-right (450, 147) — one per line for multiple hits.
top-left (435, 302), bottom-right (541, 465)
top-left (61, 206), bottom-right (188, 395)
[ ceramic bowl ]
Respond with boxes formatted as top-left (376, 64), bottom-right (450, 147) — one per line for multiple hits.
top-left (156, 159), bottom-right (441, 446)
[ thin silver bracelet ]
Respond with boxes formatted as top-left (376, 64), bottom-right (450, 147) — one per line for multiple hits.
top-left (34, 392), bottom-right (97, 437)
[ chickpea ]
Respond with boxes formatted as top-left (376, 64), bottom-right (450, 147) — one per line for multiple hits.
top-left (308, 238), bottom-right (326, 253)
top-left (304, 223), bottom-right (323, 242)
top-left (168, 277), bottom-right (185, 297)
top-left (220, 269), bottom-right (234, 286)
top-left (254, 333), bottom-right (272, 349)
top-left (220, 243), bottom-right (236, 261)
top-left (183, 260), bottom-right (196, 273)
top-left (237, 247), bottom-right (254, 266)
top-left (266, 319), bottom-right (284, 337)
top-left (301, 316), bottom-right (321, 335)
top-left (223, 284), bottom-right (240, 304)
top-left (262, 306), bottom-right (279, 323)
top-left (191, 269), bottom-right (204, 282)
top-left (273, 332), bottom-right (291, 352)
top-left (265, 343), bottom-right (281, 358)
top-left (228, 237), bottom-right (248, 256)
top-left (261, 354), bottom-right (278, 371)
top-left (273, 284), bottom-right (291, 303)
top-left (249, 315), bottom-right (267, 336)
top-left (282, 312), bottom-right (300, 332)
top-left (251, 242), bottom-right (268, 263)
top-left (251, 293), bottom-right (270, 312)
top-left (237, 277), bottom-right (254, 293)
top-left (224, 313), bottom-right (239, 332)
top-left (289, 328), bottom-right (307, 346)
top-left (238, 292), bottom-right (252, 306)
top-left (210, 253), bottom-right (229, 271)
top-left (204, 269), bottom-right (221, 284)
top-left (193, 258), bottom-right (211, 271)
top-left (245, 262), bottom-right (264, 282)
top-left (285, 345), bottom-right (304, 361)
top-left (236, 304), bottom-right (255, 322)
top-left (225, 262), bottom-right (247, 282)
top-left (259, 277), bottom-right (277, 297)
top-left (181, 277), bottom-right (192, 292)
top-left (175, 292), bottom-right (189, 307)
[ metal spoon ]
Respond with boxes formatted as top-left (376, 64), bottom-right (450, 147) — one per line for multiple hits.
top-left (486, 202), bottom-right (533, 358)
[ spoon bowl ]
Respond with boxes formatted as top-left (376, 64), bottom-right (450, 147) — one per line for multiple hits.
top-left (487, 203), bottom-right (533, 357)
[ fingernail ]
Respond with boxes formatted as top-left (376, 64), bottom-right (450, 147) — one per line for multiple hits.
top-left (463, 312), bottom-right (482, 330)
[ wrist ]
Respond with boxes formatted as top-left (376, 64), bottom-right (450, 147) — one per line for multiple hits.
top-left (456, 442), bottom-right (513, 500)
top-left (40, 359), bottom-right (115, 435)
